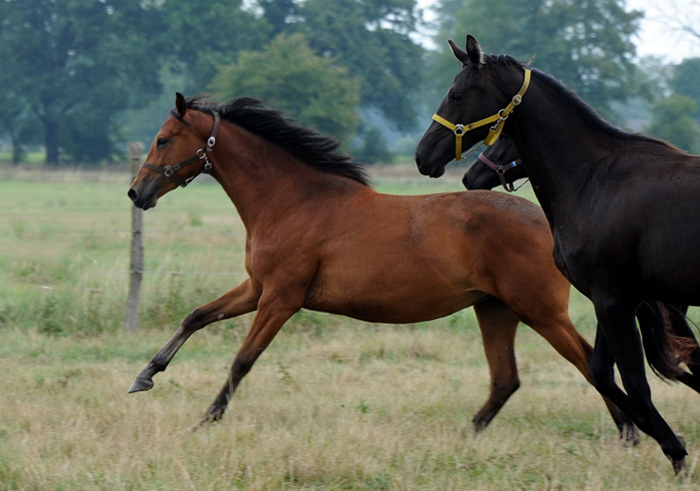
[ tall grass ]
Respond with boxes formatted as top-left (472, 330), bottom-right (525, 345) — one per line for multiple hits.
top-left (0, 165), bottom-right (698, 489)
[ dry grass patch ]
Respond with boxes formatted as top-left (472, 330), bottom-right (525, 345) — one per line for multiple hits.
top-left (1, 321), bottom-right (700, 490)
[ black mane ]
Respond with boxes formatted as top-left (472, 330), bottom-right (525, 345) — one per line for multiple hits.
top-left (481, 54), bottom-right (675, 149)
top-left (184, 96), bottom-right (370, 186)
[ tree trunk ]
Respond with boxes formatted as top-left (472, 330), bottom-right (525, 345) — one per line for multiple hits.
top-left (7, 126), bottom-right (22, 165)
top-left (44, 116), bottom-right (60, 167)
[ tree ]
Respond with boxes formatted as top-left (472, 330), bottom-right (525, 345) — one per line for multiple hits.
top-left (212, 33), bottom-right (361, 142)
top-left (353, 125), bottom-right (394, 163)
top-left (670, 58), bottom-right (700, 122)
top-left (431, 0), bottom-right (642, 121)
top-left (158, 0), bottom-right (271, 94)
top-left (258, 0), bottom-right (296, 35)
top-left (648, 94), bottom-right (700, 153)
top-left (0, 0), bottom-right (164, 165)
top-left (256, 0), bottom-right (425, 131)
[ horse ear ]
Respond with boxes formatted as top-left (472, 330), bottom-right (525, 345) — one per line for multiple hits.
top-left (175, 92), bottom-right (187, 118)
top-left (448, 39), bottom-right (470, 67)
top-left (465, 34), bottom-right (483, 66)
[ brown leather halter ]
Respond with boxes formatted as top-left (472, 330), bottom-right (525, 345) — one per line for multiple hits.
top-left (477, 152), bottom-right (523, 192)
top-left (142, 112), bottom-right (221, 188)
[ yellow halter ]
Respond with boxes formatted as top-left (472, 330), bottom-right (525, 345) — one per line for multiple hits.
top-left (432, 69), bottom-right (531, 161)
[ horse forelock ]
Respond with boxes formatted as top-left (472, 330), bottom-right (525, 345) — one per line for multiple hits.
top-left (181, 96), bottom-right (371, 187)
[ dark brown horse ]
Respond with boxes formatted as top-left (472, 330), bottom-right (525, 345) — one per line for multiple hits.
top-left (462, 134), bottom-right (527, 191)
top-left (415, 35), bottom-right (700, 473)
top-left (126, 93), bottom-right (637, 436)
top-left (466, 134), bottom-right (700, 390)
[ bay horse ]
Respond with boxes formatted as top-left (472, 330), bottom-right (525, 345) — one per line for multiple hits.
top-left (415, 34), bottom-right (700, 473)
top-left (128, 93), bottom-right (637, 437)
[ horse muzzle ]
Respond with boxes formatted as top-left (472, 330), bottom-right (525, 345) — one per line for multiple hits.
top-left (415, 152), bottom-right (446, 178)
top-left (128, 179), bottom-right (160, 210)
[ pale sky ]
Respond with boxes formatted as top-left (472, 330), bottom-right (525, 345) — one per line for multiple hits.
top-left (627, 0), bottom-right (700, 61)
top-left (417, 0), bottom-right (700, 63)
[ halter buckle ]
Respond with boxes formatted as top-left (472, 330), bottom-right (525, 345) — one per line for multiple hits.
top-left (203, 154), bottom-right (213, 172)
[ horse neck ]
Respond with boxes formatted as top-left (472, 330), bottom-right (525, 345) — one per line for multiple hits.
top-left (506, 70), bottom-right (620, 223)
top-left (207, 122), bottom-right (347, 231)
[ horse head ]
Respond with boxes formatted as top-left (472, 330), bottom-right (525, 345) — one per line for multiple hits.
top-left (463, 134), bottom-right (526, 191)
top-left (415, 35), bottom-right (529, 179)
top-left (128, 93), bottom-right (219, 210)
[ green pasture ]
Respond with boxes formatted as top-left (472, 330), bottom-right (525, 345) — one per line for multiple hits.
top-left (1, 166), bottom-right (699, 490)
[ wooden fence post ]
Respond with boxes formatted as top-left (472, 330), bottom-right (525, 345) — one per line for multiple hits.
top-left (124, 141), bottom-right (144, 331)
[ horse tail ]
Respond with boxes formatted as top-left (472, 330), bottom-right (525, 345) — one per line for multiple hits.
top-left (636, 302), bottom-right (696, 381)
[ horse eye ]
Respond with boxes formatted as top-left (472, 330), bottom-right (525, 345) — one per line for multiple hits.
top-left (157, 138), bottom-right (169, 148)
top-left (450, 92), bottom-right (464, 102)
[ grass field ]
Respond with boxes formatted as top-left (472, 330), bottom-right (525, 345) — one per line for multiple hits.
top-left (1, 164), bottom-right (700, 490)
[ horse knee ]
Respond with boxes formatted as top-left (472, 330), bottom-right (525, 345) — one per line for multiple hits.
top-left (182, 308), bottom-right (207, 330)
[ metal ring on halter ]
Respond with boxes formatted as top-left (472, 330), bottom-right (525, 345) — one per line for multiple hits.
top-left (454, 124), bottom-right (465, 136)
top-left (163, 166), bottom-right (174, 177)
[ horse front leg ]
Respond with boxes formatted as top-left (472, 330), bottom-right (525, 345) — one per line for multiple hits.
top-left (591, 299), bottom-right (687, 474)
top-left (128, 278), bottom-right (261, 393)
top-left (197, 290), bottom-right (301, 427)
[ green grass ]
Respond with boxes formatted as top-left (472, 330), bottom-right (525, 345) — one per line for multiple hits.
top-left (0, 165), bottom-right (699, 489)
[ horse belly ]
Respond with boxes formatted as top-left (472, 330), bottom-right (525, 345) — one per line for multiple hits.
top-left (304, 263), bottom-right (486, 324)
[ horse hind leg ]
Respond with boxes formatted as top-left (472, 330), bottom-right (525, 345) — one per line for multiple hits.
top-left (197, 290), bottom-right (300, 427)
top-left (471, 297), bottom-right (521, 432)
top-left (593, 298), bottom-right (687, 474)
top-left (512, 301), bottom-right (639, 445)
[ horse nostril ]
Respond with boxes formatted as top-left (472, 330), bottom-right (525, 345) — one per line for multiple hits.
top-left (127, 188), bottom-right (138, 202)
top-left (414, 153), bottom-right (421, 168)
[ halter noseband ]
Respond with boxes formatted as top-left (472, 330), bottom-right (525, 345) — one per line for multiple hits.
top-left (477, 153), bottom-right (523, 192)
top-left (142, 111), bottom-right (221, 188)
top-left (432, 69), bottom-right (531, 161)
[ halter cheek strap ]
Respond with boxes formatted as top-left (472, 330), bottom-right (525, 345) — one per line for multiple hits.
top-left (478, 153), bottom-right (522, 192)
top-left (142, 112), bottom-right (221, 188)
top-left (432, 69), bottom-right (531, 161)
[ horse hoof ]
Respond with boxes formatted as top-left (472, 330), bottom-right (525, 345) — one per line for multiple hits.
top-left (128, 376), bottom-right (154, 393)
top-left (673, 457), bottom-right (688, 476)
top-left (192, 413), bottom-right (218, 432)
top-left (622, 426), bottom-right (640, 448)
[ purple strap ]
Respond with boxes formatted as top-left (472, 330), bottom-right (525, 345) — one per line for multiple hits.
top-left (478, 153), bottom-right (522, 192)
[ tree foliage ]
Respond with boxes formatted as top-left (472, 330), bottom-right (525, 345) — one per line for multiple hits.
top-left (648, 94), bottom-right (700, 153)
top-left (431, 0), bottom-right (642, 121)
top-left (257, 0), bottom-right (425, 131)
top-left (158, 0), bottom-right (271, 94)
top-left (669, 58), bottom-right (700, 122)
top-left (0, 0), bottom-right (164, 165)
top-left (212, 33), bottom-right (361, 142)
